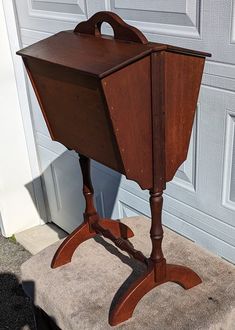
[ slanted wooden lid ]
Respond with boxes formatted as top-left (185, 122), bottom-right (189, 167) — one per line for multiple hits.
top-left (17, 31), bottom-right (155, 78)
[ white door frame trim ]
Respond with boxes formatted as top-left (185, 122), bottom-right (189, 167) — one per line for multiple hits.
top-left (0, 0), bottom-right (47, 236)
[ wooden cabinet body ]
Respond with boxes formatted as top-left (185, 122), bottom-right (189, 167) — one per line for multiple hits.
top-left (17, 11), bottom-right (210, 326)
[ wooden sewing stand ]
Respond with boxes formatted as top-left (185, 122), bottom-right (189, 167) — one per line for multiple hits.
top-left (17, 11), bottom-right (211, 326)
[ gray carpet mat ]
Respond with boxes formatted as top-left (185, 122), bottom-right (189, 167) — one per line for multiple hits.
top-left (21, 217), bottom-right (235, 330)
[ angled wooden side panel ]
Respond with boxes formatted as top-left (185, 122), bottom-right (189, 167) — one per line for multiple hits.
top-left (24, 58), bottom-right (123, 173)
top-left (164, 52), bottom-right (205, 181)
top-left (101, 56), bottom-right (153, 190)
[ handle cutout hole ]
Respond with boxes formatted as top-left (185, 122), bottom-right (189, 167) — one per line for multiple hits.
top-left (97, 22), bottom-right (114, 37)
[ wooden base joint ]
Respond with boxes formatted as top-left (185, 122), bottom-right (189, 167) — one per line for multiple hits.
top-left (153, 258), bottom-right (166, 282)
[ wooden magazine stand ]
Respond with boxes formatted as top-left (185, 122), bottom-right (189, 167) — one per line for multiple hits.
top-left (17, 11), bottom-right (211, 326)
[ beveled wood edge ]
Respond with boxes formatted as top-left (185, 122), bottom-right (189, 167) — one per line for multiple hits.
top-left (17, 46), bottom-right (152, 80)
top-left (148, 42), bottom-right (211, 58)
top-left (166, 45), bottom-right (211, 58)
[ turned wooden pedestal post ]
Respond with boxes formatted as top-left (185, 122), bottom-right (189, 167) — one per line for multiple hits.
top-left (51, 154), bottom-right (134, 269)
top-left (150, 191), bottom-right (166, 281)
top-left (79, 155), bottom-right (97, 222)
top-left (109, 188), bottom-right (202, 326)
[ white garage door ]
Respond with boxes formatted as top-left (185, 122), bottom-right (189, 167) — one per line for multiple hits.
top-left (14, 0), bottom-right (235, 263)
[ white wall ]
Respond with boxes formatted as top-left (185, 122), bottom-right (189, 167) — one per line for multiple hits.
top-left (0, 1), bottom-right (43, 236)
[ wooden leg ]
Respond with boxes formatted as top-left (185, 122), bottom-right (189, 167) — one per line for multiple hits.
top-left (51, 222), bottom-right (95, 268)
top-left (51, 218), bottom-right (134, 269)
top-left (109, 264), bottom-right (155, 326)
top-left (51, 154), bottom-right (134, 268)
top-left (109, 261), bottom-right (202, 326)
top-left (79, 155), bottom-right (134, 238)
top-left (109, 190), bottom-right (202, 326)
top-left (79, 154), bottom-right (97, 221)
top-left (51, 155), bottom-right (97, 268)
top-left (166, 264), bottom-right (202, 289)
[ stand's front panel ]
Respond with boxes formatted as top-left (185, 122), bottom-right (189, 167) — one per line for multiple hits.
top-left (24, 58), bottom-right (123, 173)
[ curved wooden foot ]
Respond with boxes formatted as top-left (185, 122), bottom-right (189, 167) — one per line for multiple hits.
top-left (109, 262), bottom-right (202, 326)
top-left (166, 264), bottom-right (202, 289)
top-left (51, 222), bottom-right (95, 268)
top-left (51, 219), bottom-right (134, 269)
top-left (109, 265), bottom-right (155, 326)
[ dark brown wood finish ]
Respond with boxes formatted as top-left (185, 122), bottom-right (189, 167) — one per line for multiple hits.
top-left (102, 56), bottom-right (153, 189)
top-left (79, 155), bottom-right (97, 221)
top-left (23, 58), bottom-right (124, 173)
top-left (17, 31), bottom-right (152, 79)
top-left (164, 52), bottom-right (205, 181)
top-left (150, 51), bottom-right (166, 275)
top-left (17, 11), bottom-right (211, 326)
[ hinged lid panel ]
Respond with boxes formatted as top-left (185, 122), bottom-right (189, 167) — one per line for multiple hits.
top-left (17, 31), bottom-right (152, 78)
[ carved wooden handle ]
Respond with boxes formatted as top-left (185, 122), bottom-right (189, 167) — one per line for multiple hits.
top-left (74, 11), bottom-right (148, 44)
